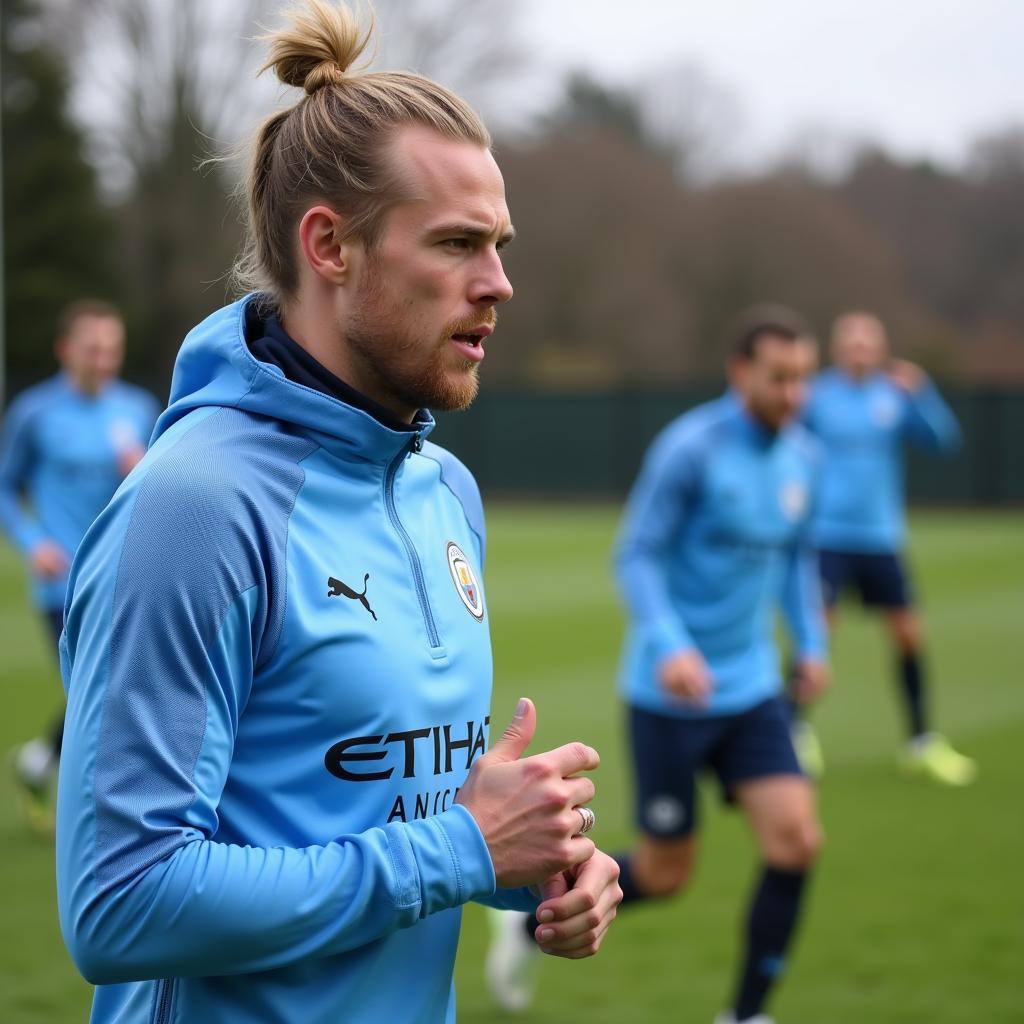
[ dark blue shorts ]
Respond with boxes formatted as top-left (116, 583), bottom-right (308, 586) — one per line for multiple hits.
top-left (818, 549), bottom-right (912, 610)
top-left (44, 608), bottom-right (64, 650)
top-left (628, 697), bottom-right (803, 839)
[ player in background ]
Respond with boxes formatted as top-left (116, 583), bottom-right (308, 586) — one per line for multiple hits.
top-left (0, 300), bottom-right (158, 831)
top-left (56, 3), bottom-right (620, 1022)
top-left (801, 311), bottom-right (976, 785)
top-left (488, 307), bottom-right (827, 1024)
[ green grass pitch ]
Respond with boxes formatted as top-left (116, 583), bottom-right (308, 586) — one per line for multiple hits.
top-left (0, 508), bottom-right (1021, 1022)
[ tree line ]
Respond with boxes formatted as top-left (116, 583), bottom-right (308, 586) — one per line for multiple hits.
top-left (4, 0), bottom-right (1023, 400)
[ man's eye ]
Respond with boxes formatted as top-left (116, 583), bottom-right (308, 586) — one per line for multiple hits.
top-left (442, 238), bottom-right (470, 250)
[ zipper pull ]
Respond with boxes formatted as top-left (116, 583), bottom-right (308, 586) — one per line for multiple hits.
top-left (411, 434), bottom-right (424, 454)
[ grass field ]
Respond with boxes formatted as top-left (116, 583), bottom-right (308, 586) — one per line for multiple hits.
top-left (1, 507), bottom-right (1022, 1023)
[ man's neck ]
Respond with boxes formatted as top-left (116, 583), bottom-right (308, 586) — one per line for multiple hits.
top-left (279, 305), bottom-right (416, 425)
top-left (65, 372), bottom-right (104, 397)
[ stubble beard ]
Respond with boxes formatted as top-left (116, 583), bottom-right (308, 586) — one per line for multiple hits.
top-left (345, 278), bottom-right (491, 415)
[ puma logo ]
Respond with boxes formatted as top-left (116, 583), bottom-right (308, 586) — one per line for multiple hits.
top-left (327, 573), bottom-right (377, 621)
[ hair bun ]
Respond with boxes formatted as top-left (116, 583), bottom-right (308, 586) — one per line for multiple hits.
top-left (261, 0), bottom-right (373, 95)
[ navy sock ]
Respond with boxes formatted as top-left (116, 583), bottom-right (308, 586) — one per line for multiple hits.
top-left (733, 866), bottom-right (808, 1021)
top-left (51, 714), bottom-right (64, 759)
top-left (898, 652), bottom-right (927, 738)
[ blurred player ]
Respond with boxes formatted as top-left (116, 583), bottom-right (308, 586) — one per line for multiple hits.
top-left (55, 3), bottom-right (619, 1022)
top-left (0, 300), bottom-right (157, 831)
top-left (802, 311), bottom-right (975, 785)
top-left (488, 307), bottom-right (827, 1023)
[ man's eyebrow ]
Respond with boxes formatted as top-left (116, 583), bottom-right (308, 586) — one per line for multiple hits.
top-left (430, 223), bottom-right (517, 245)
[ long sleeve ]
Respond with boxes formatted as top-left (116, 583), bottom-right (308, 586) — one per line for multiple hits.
top-left (902, 379), bottom-right (961, 454)
top-left (614, 424), bottom-right (700, 663)
top-left (56, 430), bottom-right (497, 986)
top-left (476, 887), bottom-right (541, 913)
top-left (781, 540), bottom-right (827, 661)
top-left (0, 393), bottom-right (46, 554)
top-left (781, 438), bottom-right (827, 661)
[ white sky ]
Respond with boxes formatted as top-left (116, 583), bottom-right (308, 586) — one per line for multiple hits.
top-left (517, 0), bottom-right (1024, 169)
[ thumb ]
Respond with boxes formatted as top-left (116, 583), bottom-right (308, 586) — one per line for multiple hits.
top-left (485, 697), bottom-right (536, 763)
top-left (540, 871), bottom-right (570, 904)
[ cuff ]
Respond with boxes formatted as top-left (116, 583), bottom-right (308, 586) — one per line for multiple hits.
top-left (398, 804), bottom-right (496, 918)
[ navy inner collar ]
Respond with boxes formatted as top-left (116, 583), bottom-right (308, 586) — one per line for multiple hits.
top-left (244, 302), bottom-right (420, 433)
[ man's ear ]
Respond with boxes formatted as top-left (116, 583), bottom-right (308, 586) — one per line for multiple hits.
top-left (727, 354), bottom-right (747, 390)
top-left (298, 205), bottom-right (359, 286)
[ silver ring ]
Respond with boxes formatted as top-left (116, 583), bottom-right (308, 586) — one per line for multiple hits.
top-left (574, 806), bottom-right (596, 836)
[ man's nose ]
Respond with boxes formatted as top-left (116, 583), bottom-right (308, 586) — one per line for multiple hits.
top-left (470, 250), bottom-right (513, 305)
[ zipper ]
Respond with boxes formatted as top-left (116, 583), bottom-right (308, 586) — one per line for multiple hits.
top-left (153, 978), bottom-right (174, 1024)
top-left (385, 435), bottom-right (442, 650)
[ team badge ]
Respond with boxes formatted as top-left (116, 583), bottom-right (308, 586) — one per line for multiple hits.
top-left (446, 542), bottom-right (484, 621)
top-left (871, 392), bottom-right (901, 428)
top-left (779, 481), bottom-right (808, 521)
top-left (108, 419), bottom-right (140, 453)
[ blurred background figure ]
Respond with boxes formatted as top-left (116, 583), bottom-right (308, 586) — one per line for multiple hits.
top-left (800, 312), bottom-right (975, 785)
top-left (488, 307), bottom-right (828, 1024)
top-left (0, 300), bottom-right (158, 831)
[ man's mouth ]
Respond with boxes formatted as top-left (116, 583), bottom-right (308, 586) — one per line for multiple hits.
top-left (449, 324), bottom-right (493, 363)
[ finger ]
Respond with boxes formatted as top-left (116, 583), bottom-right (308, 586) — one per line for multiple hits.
top-left (540, 917), bottom-right (613, 957)
top-left (563, 835), bottom-right (595, 870)
top-left (536, 884), bottom-right (600, 925)
top-left (483, 697), bottom-right (535, 764)
top-left (535, 854), bottom-right (617, 922)
top-left (543, 741), bottom-right (600, 777)
top-left (564, 776), bottom-right (596, 810)
top-left (540, 916), bottom-right (613, 953)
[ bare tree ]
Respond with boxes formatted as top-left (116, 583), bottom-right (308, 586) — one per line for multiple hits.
top-left (41, 0), bottom-right (275, 197)
top-left (47, 0), bottom-right (532, 197)
top-left (34, 0), bottom-right (532, 384)
top-left (369, 0), bottom-right (531, 132)
top-left (634, 59), bottom-right (744, 187)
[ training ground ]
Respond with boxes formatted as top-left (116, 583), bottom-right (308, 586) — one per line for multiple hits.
top-left (1, 507), bottom-right (1021, 1023)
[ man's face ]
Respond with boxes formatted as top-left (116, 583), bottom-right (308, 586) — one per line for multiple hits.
top-left (58, 315), bottom-right (125, 395)
top-left (733, 335), bottom-right (815, 431)
top-left (342, 126), bottom-right (514, 418)
top-left (832, 314), bottom-right (887, 377)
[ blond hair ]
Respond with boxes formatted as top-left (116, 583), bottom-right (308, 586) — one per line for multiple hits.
top-left (235, 0), bottom-right (491, 302)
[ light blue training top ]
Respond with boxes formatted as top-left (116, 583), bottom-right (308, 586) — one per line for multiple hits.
top-left (0, 373), bottom-right (158, 610)
top-left (56, 296), bottom-right (536, 1024)
top-left (804, 368), bottom-right (961, 553)
top-left (616, 393), bottom-right (826, 718)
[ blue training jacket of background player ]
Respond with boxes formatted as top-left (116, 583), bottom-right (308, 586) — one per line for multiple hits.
top-left (616, 392), bottom-right (826, 718)
top-left (0, 372), bottom-right (158, 610)
top-left (56, 295), bottom-right (536, 1024)
top-left (804, 368), bottom-right (961, 554)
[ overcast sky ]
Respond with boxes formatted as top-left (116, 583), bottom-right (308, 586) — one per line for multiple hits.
top-left (515, 0), bottom-right (1024, 169)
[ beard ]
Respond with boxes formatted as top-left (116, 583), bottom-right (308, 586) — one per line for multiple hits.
top-left (345, 279), bottom-right (495, 415)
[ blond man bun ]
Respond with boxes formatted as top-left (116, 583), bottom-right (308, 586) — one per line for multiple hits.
top-left (261, 0), bottom-right (372, 94)
top-left (236, 0), bottom-right (490, 301)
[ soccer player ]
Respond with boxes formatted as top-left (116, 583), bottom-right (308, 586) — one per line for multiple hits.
top-left (488, 307), bottom-right (827, 1023)
top-left (55, 3), bottom-right (620, 1022)
top-left (802, 311), bottom-right (975, 785)
top-left (0, 300), bottom-right (157, 830)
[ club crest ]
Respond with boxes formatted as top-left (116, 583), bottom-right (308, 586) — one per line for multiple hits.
top-left (446, 542), bottom-right (484, 621)
top-left (871, 392), bottom-right (901, 428)
top-left (779, 480), bottom-right (808, 521)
